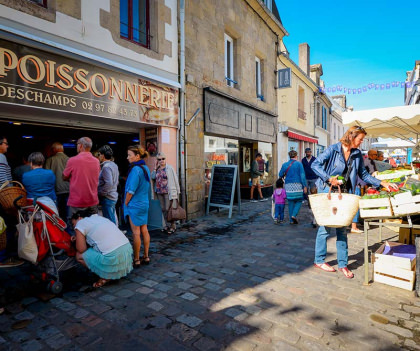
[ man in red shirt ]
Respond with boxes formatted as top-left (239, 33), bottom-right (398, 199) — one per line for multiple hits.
top-left (63, 137), bottom-right (100, 231)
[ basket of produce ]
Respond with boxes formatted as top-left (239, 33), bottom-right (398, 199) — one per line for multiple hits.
top-left (0, 181), bottom-right (27, 214)
top-left (309, 185), bottom-right (360, 227)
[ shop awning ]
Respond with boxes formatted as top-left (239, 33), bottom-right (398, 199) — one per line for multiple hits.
top-left (287, 131), bottom-right (318, 144)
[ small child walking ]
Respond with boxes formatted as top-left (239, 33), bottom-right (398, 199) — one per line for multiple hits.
top-left (272, 178), bottom-right (286, 223)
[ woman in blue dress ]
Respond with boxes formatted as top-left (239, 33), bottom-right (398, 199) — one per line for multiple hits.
top-left (124, 145), bottom-right (151, 268)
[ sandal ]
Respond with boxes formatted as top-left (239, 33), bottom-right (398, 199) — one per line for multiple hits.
top-left (161, 226), bottom-right (169, 233)
top-left (339, 267), bottom-right (354, 279)
top-left (314, 263), bottom-right (336, 272)
top-left (142, 256), bottom-right (150, 265)
top-left (167, 228), bottom-right (177, 235)
top-left (93, 278), bottom-right (110, 288)
top-left (291, 216), bottom-right (298, 224)
top-left (133, 259), bottom-right (141, 268)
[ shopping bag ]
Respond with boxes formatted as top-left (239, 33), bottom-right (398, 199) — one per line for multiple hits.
top-left (17, 211), bottom-right (38, 264)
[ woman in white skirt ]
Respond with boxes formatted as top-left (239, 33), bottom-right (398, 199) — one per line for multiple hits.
top-left (71, 210), bottom-right (133, 288)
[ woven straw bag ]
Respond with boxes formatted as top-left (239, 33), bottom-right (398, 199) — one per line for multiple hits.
top-left (0, 181), bottom-right (27, 214)
top-left (309, 186), bottom-right (360, 228)
top-left (0, 216), bottom-right (6, 251)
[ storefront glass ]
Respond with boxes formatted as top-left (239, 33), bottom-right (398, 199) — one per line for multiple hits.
top-left (258, 142), bottom-right (273, 186)
top-left (204, 136), bottom-right (238, 196)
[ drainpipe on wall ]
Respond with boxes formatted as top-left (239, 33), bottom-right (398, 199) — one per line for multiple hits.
top-left (179, 0), bottom-right (187, 214)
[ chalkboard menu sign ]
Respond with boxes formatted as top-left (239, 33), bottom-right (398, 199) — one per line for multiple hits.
top-left (206, 165), bottom-right (241, 218)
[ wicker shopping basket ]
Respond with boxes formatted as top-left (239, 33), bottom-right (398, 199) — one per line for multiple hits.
top-left (0, 216), bottom-right (6, 251)
top-left (309, 186), bottom-right (360, 228)
top-left (0, 181), bottom-right (27, 214)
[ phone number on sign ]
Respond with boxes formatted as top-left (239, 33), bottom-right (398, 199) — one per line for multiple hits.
top-left (81, 101), bottom-right (138, 118)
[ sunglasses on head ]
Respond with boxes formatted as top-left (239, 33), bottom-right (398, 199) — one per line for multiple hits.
top-left (354, 126), bottom-right (366, 133)
top-left (157, 158), bottom-right (165, 161)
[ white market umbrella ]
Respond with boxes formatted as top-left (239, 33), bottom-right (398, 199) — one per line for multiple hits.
top-left (371, 139), bottom-right (416, 149)
top-left (342, 105), bottom-right (420, 141)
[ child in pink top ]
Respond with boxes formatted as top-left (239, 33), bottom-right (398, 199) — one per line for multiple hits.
top-left (272, 178), bottom-right (286, 223)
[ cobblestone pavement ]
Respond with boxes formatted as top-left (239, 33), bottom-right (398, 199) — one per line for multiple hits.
top-left (1, 201), bottom-right (420, 350)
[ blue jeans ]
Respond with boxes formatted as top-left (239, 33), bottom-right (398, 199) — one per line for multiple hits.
top-left (352, 186), bottom-right (361, 223)
top-left (287, 199), bottom-right (302, 222)
top-left (274, 204), bottom-right (285, 221)
top-left (314, 185), bottom-right (348, 268)
top-left (100, 198), bottom-right (117, 225)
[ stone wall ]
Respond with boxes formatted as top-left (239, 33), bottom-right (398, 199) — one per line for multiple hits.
top-left (185, 0), bottom-right (279, 218)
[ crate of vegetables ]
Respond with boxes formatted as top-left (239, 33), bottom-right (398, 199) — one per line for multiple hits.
top-left (375, 166), bottom-right (415, 181)
top-left (390, 185), bottom-right (420, 216)
top-left (359, 189), bottom-right (393, 218)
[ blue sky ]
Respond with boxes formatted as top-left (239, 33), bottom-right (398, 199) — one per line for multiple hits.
top-left (274, 1), bottom-right (420, 111)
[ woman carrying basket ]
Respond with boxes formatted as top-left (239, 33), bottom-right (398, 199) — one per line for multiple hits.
top-left (311, 126), bottom-right (398, 279)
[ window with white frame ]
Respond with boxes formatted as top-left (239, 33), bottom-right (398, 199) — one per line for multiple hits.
top-left (263, 0), bottom-right (272, 11)
top-left (255, 57), bottom-right (262, 99)
top-left (224, 34), bottom-right (235, 87)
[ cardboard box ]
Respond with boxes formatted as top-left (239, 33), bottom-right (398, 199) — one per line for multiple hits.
top-left (399, 220), bottom-right (420, 245)
top-left (373, 241), bottom-right (416, 291)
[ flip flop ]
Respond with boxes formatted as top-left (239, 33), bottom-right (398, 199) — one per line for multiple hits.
top-left (161, 227), bottom-right (169, 233)
top-left (338, 267), bottom-right (354, 279)
top-left (93, 278), bottom-right (110, 288)
top-left (314, 263), bottom-right (336, 272)
top-left (167, 228), bottom-right (177, 235)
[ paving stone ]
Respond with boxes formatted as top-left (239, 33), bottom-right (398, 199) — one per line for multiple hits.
top-left (14, 311), bottom-right (35, 320)
top-left (114, 289), bottom-right (135, 298)
top-left (142, 280), bottom-right (159, 288)
top-left (8, 330), bottom-right (30, 343)
top-left (200, 322), bottom-right (230, 339)
top-left (147, 301), bottom-right (164, 312)
top-left (67, 307), bottom-right (89, 319)
top-left (21, 297), bottom-right (38, 306)
top-left (169, 323), bottom-right (199, 342)
top-left (380, 323), bottom-right (413, 338)
top-left (204, 283), bottom-right (221, 291)
top-left (176, 314), bottom-right (203, 328)
top-left (223, 288), bottom-right (235, 294)
top-left (82, 315), bottom-right (104, 327)
top-left (273, 327), bottom-right (300, 345)
top-left (89, 303), bottom-right (112, 315)
top-left (155, 283), bottom-right (173, 292)
top-left (164, 271), bottom-right (180, 278)
top-left (220, 268), bottom-right (236, 275)
top-left (44, 333), bottom-right (71, 350)
top-left (177, 282), bottom-right (193, 290)
top-left (136, 286), bottom-right (154, 294)
top-left (193, 336), bottom-right (217, 351)
top-left (0, 336), bottom-right (6, 344)
top-left (180, 292), bottom-right (199, 301)
top-left (98, 294), bottom-right (116, 302)
top-left (209, 277), bottom-right (225, 284)
top-left (296, 322), bottom-right (324, 340)
top-left (150, 291), bottom-right (168, 299)
top-left (150, 315), bottom-right (172, 328)
top-left (404, 339), bottom-right (420, 350)
top-left (56, 302), bottom-right (77, 312)
top-left (403, 305), bottom-right (420, 314)
top-left (36, 325), bottom-right (61, 339)
top-left (225, 321), bottom-right (250, 335)
top-left (20, 339), bottom-right (44, 351)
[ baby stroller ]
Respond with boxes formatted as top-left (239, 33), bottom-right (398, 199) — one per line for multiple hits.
top-left (15, 196), bottom-right (77, 294)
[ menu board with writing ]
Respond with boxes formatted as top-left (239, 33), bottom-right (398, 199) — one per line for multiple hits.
top-left (206, 165), bottom-right (241, 218)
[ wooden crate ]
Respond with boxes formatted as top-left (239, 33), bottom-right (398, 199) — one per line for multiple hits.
top-left (373, 242), bottom-right (416, 291)
top-left (399, 220), bottom-right (420, 245)
top-left (359, 198), bottom-right (393, 218)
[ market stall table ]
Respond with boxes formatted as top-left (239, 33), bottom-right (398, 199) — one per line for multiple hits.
top-left (363, 215), bottom-right (420, 295)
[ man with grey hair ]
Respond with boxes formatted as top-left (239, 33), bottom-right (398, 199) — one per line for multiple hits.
top-left (45, 142), bottom-right (70, 220)
top-left (0, 136), bottom-right (12, 186)
top-left (63, 137), bottom-right (100, 231)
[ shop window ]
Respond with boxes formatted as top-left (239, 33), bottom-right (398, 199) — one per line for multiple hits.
top-left (322, 106), bottom-right (327, 129)
top-left (27, 0), bottom-right (47, 6)
top-left (120, 0), bottom-right (150, 48)
top-left (224, 34), bottom-right (236, 87)
top-left (255, 57), bottom-right (263, 101)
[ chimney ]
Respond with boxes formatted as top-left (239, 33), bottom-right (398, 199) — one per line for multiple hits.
top-left (299, 43), bottom-right (310, 76)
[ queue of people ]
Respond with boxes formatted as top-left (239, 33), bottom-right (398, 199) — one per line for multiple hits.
top-left (0, 135), bottom-right (181, 288)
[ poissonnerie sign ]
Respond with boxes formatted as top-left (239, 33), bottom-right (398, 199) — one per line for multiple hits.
top-left (0, 39), bottom-right (179, 126)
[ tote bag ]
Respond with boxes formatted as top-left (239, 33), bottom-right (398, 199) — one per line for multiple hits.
top-left (17, 211), bottom-right (38, 264)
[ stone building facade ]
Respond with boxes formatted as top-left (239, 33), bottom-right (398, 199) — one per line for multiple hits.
top-left (0, 0), bottom-right (179, 228)
top-left (184, 0), bottom-right (287, 218)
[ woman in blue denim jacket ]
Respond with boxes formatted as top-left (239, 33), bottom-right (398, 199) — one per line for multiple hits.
top-left (311, 126), bottom-right (398, 279)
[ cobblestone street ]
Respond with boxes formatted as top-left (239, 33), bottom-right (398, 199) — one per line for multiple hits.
top-left (1, 201), bottom-right (420, 351)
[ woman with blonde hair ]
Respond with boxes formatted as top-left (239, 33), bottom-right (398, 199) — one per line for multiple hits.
top-left (311, 126), bottom-right (398, 278)
top-left (124, 145), bottom-right (151, 268)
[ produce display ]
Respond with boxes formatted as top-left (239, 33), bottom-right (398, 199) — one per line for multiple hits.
top-left (375, 166), bottom-right (415, 180)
